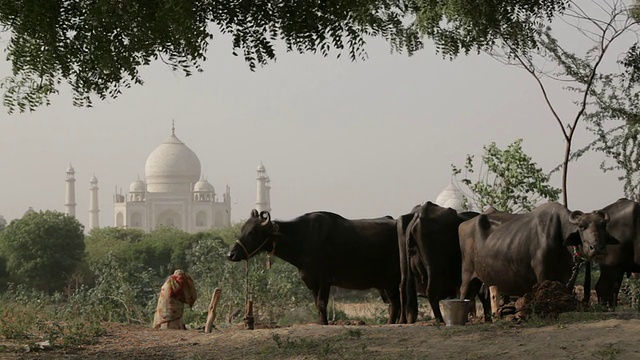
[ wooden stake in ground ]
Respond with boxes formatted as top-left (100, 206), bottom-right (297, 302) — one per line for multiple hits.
top-left (244, 300), bottom-right (255, 330)
top-left (490, 286), bottom-right (500, 321)
top-left (204, 288), bottom-right (222, 333)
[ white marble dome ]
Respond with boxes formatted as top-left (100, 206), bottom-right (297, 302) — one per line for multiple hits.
top-left (435, 183), bottom-right (464, 211)
top-left (129, 179), bottom-right (146, 192)
top-left (194, 178), bottom-right (215, 192)
top-left (145, 131), bottom-right (201, 193)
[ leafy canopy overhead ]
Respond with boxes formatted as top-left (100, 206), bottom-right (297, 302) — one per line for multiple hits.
top-left (414, 0), bottom-right (569, 57)
top-left (0, 0), bottom-right (568, 113)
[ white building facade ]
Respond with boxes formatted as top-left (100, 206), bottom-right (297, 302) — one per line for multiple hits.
top-left (113, 127), bottom-right (231, 233)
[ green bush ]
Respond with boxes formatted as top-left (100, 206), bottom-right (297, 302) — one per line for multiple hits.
top-left (1, 222), bottom-right (371, 335)
top-left (0, 285), bottom-right (104, 350)
top-left (74, 251), bottom-right (158, 324)
top-left (186, 235), bottom-right (311, 326)
top-left (618, 275), bottom-right (640, 310)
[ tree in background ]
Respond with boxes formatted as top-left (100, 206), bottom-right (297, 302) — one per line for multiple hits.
top-left (580, 51), bottom-right (640, 199)
top-left (571, 2), bottom-right (640, 199)
top-left (474, 0), bottom-right (639, 207)
top-left (452, 139), bottom-right (561, 213)
top-left (0, 215), bottom-right (6, 290)
top-left (85, 226), bottom-right (192, 278)
top-left (84, 227), bottom-right (145, 264)
top-left (0, 210), bottom-right (85, 293)
top-left (0, 0), bottom-right (568, 113)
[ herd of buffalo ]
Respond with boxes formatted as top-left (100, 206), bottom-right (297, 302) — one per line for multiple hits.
top-left (227, 198), bottom-right (640, 325)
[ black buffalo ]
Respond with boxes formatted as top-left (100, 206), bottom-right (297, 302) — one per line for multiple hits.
top-left (593, 198), bottom-right (640, 307)
top-left (397, 202), bottom-right (479, 323)
top-left (228, 209), bottom-right (401, 325)
top-left (459, 202), bottom-right (618, 317)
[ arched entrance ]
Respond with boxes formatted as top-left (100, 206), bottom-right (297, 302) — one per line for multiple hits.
top-left (156, 209), bottom-right (182, 229)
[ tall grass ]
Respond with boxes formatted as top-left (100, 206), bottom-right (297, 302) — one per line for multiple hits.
top-left (0, 285), bottom-right (105, 352)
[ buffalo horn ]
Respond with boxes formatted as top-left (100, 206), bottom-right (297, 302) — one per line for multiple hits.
top-left (251, 209), bottom-right (259, 218)
top-left (260, 211), bottom-right (271, 226)
top-left (597, 210), bottom-right (610, 223)
top-left (569, 210), bottom-right (584, 224)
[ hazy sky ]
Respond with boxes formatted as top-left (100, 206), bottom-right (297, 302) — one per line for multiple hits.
top-left (0, 16), bottom-right (631, 228)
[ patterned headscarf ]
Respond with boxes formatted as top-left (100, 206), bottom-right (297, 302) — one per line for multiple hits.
top-left (167, 269), bottom-right (197, 307)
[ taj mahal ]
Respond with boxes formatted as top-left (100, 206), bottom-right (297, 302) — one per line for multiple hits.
top-left (64, 125), bottom-right (272, 233)
top-left (62, 125), bottom-right (465, 232)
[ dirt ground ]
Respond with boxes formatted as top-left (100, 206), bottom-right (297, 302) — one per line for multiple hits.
top-left (2, 284), bottom-right (638, 360)
top-left (4, 313), bottom-right (640, 360)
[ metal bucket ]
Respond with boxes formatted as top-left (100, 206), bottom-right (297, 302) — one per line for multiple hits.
top-left (440, 299), bottom-right (470, 326)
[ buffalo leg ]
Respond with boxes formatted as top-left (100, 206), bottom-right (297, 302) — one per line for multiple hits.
top-left (398, 262), bottom-right (418, 324)
top-left (398, 237), bottom-right (412, 323)
top-left (460, 278), bottom-right (491, 322)
top-left (583, 261), bottom-right (592, 305)
top-left (469, 279), bottom-right (491, 322)
top-left (385, 287), bottom-right (401, 324)
top-left (397, 213), bottom-right (418, 324)
top-left (596, 265), bottom-right (624, 309)
top-left (429, 296), bottom-right (443, 323)
top-left (459, 262), bottom-right (475, 300)
top-left (404, 277), bottom-right (418, 323)
top-left (312, 285), bottom-right (331, 325)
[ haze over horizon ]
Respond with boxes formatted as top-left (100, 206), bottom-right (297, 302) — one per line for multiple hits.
top-left (0, 29), bottom-right (629, 229)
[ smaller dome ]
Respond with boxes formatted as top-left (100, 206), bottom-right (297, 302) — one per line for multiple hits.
top-left (129, 179), bottom-right (146, 193)
top-left (90, 175), bottom-right (98, 183)
top-left (435, 183), bottom-right (465, 211)
top-left (194, 178), bottom-right (215, 192)
top-left (67, 164), bottom-right (75, 173)
top-left (257, 163), bottom-right (266, 171)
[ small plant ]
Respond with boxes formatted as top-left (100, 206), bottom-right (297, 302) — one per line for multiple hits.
top-left (0, 302), bottom-right (39, 339)
top-left (346, 328), bottom-right (362, 338)
top-left (593, 343), bottom-right (624, 360)
top-left (0, 287), bottom-right (105, 351)
top-left (270, 333), bottom-right (344, 358)
top-left (618, 275), bottom-right (640, 310)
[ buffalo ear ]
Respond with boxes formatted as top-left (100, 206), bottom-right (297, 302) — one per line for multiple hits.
top-left (259, 211), bottom-right (271, 226)
top-left (597, 210), bottom-right (610, 223)
top-left (251, 209), bottom-right (259, 218)
top-left (478, 214), bottom-right (491, 231)
top-left (569, 211), bottom-right (584, 224)
top-left (563, 232), bottom-right (582, 247)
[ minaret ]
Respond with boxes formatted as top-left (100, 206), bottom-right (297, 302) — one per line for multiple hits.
top-left (255, 163), bottom-right (271, 213)
top-left (265, 175), bottom-right (271, 211)
top-left (89, 175), bottom-right (100, 230)
top-left (65, 164), bottom-right (77, 217)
